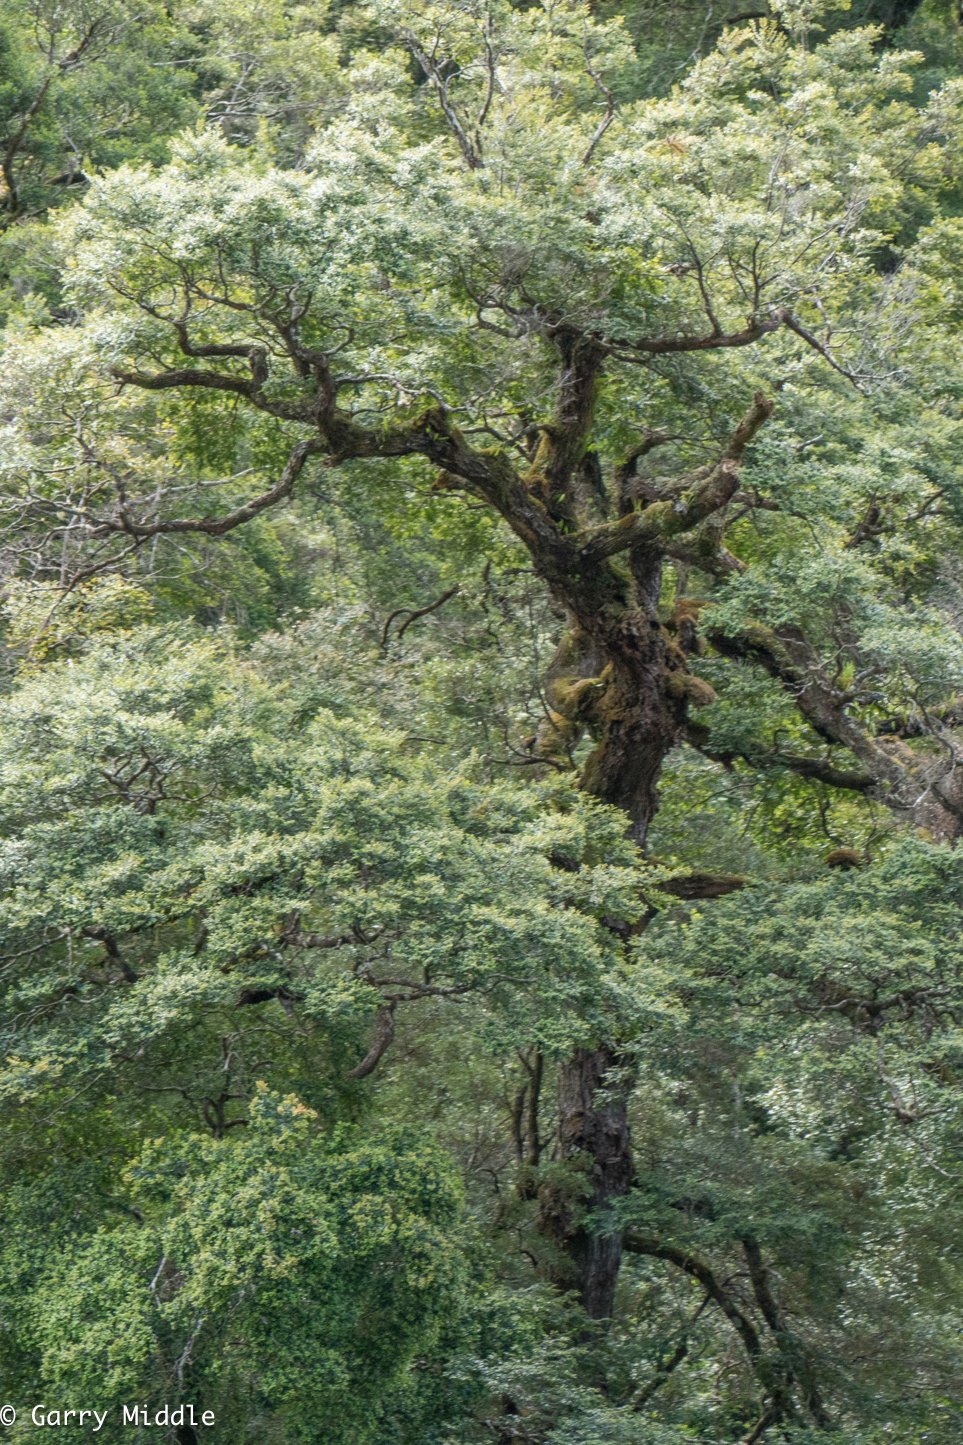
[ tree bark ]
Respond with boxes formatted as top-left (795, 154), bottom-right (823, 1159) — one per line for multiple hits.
top-left (535, 575), bottom-right (688, 1314)
top-left (542, 1045), bottom-right (634, 1318)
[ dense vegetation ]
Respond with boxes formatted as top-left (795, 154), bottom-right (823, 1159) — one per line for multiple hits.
top-left (1, 3), bottom-right (962, 1441)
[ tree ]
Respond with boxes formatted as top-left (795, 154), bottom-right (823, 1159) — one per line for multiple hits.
top-left (0, 2), bottom-right (195, 231)
top-left (10, 1090), bottom-right (471, 1444)
top-left (0, 622), bottom-right (660, 1436)
top-left (1, 1), bottom-right (962, 1438)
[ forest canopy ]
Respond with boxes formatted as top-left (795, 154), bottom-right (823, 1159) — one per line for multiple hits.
top-left (1, 3), bottom-right (962, 1442)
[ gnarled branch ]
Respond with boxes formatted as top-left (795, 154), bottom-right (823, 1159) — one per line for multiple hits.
top-left (577, 392), bottom-right (773, 563)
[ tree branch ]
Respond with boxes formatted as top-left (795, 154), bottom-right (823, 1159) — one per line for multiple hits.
top-left (381, 584), bottom-right (460, 650)
top-left (705, 623), bottom-right (907, 792)
top-left (606, 310), bottom-right (787, 359)
top-left (624, 1231), bottom-right (764, 1363)
top-left (347, 1002), bottom-right (396, 1079)
top-left (112, 363), bottom-right (312, 424)
top-left (684, 723), bottom-right (875, 793)
top-left (404, 34), bottom-right (483, 169)
top-left (660, 871), bottom-right (748, 901)
top-left (578, 392), bottom-right (773, 563)
top-left (90, 436), bottom-right (323, 539)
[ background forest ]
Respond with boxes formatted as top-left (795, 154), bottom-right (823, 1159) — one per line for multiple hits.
top-left (1, 2), bottom-right (962, 1441)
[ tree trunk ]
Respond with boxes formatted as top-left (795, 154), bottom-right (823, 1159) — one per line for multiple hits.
top-left (543, 1045), bottom-right (633, 1318)
top-left (581, 606), bottom-right (686, 844)
top-left (538, 591), bottom-right (685, 1316)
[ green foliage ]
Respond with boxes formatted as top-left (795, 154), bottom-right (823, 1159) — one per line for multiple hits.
top-left (0, 2), bottom-right (196, 236)
top-left (625, 840), bottom-right (963, 1434)
top-left (1, 4), bottom-right (962, 1442)
top-left (18, 1091), bottom-right (469, 1443)
top-left (0, 625), bottom-right (649, 1114)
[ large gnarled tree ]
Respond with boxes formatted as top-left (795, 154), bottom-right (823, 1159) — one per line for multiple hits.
top-left (2, 0), bottom-right (963, 1397)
